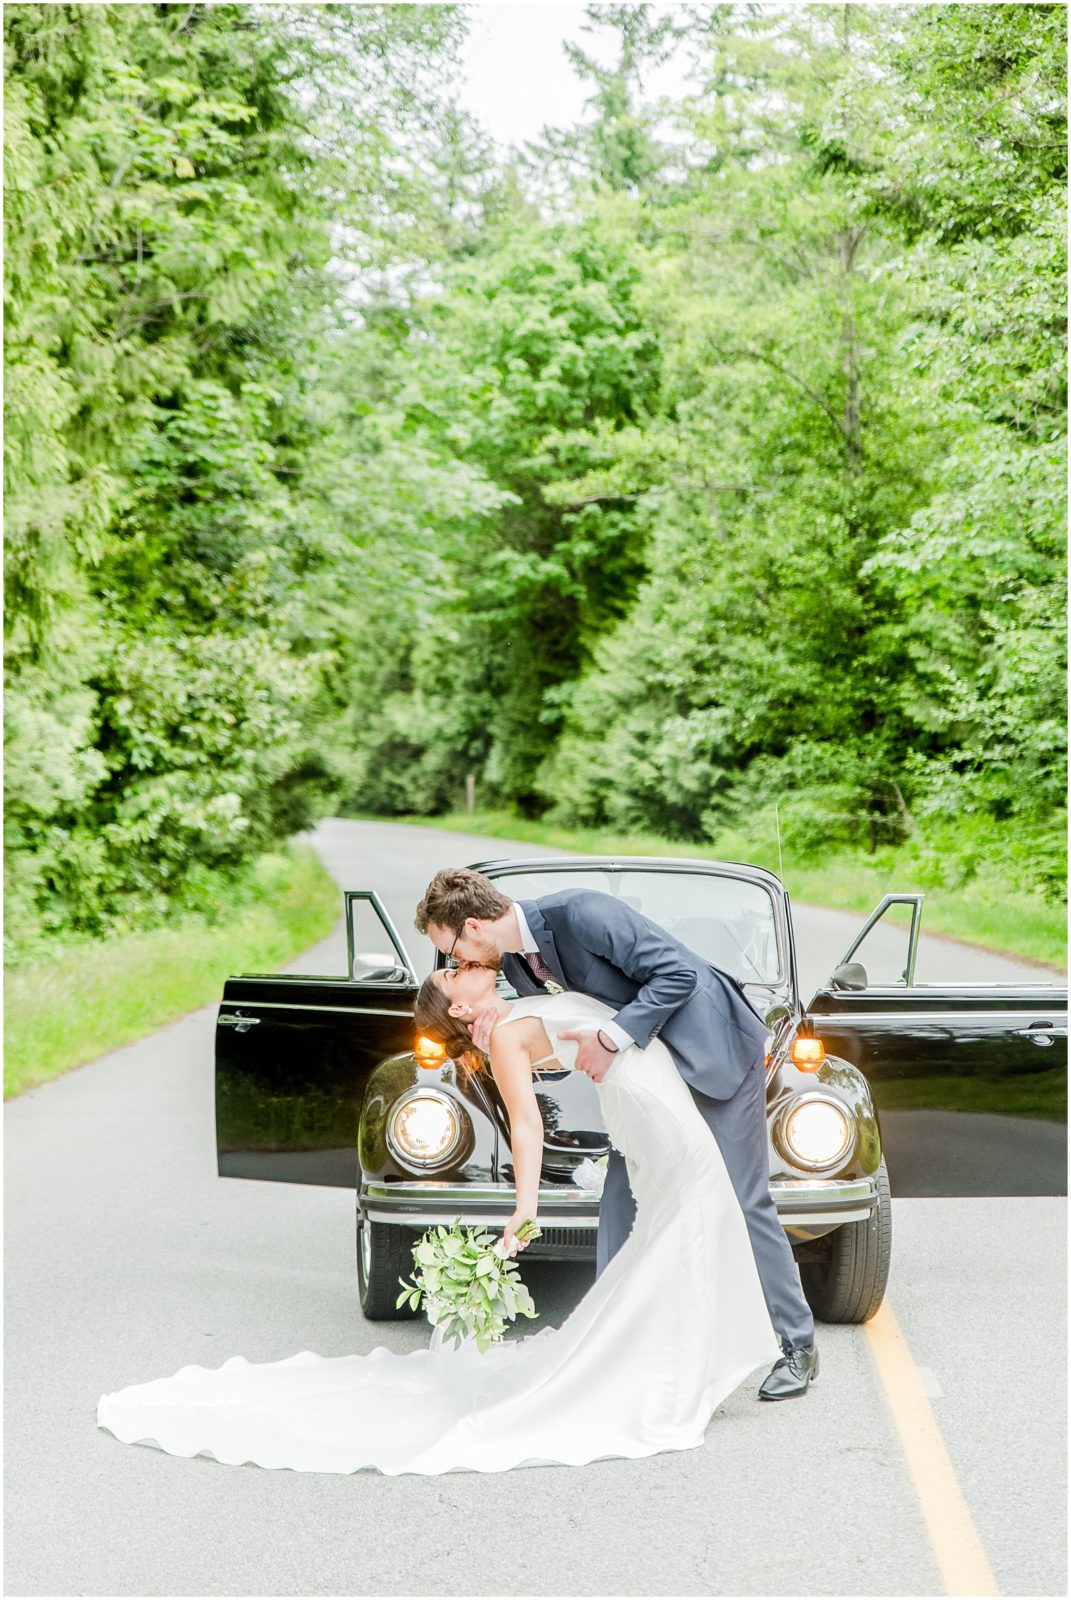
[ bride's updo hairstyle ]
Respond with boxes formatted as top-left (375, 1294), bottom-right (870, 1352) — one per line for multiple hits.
top-left (413, 974), bottom-right (488, 1077)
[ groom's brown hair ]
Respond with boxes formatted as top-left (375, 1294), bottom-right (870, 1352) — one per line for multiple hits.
top-left (415, 868), bottom-right (512, 935)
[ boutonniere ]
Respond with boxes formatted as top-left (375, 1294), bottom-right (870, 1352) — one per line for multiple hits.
top-left (545, 980), bottom-right (564, 995)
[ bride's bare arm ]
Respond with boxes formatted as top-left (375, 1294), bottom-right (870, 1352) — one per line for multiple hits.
top-left (488, 1025), bottom-right (543, 1254)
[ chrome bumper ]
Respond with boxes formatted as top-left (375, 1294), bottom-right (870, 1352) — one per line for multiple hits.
top-left (361, 1181), bottom-right (598, 1229)
top-left (361, 1174), bottom-right (878, 1230)
top-left (771, 1175), bottom-right (878, 1228)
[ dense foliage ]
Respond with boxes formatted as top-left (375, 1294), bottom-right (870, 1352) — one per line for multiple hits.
top-left (3, 1), bottom-right (464, 953)
top-left (5, 3), bottom-right (1065, 959)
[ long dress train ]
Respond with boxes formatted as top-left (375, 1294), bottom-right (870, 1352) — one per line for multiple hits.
top-left (96, 991), bottom-right (781, 1474)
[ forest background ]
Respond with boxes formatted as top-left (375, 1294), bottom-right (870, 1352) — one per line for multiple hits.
top-left (4, 2), bottom-right (1066, 1086)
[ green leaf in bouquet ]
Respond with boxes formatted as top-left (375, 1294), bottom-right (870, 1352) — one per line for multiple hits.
top-left (518, 1286), bottom-right (537, 1317)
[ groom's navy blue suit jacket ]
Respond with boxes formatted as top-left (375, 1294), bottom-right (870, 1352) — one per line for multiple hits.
top-left (502, 890), bottom-right (769, 1101)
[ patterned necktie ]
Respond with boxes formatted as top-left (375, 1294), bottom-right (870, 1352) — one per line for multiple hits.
top-left (524, 948), bottom-right (558, 986)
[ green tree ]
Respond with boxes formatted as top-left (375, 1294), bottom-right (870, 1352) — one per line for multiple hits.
top-left (538, 4), bottom-right (1065, 898)
top-left (859, 3), bottom-right (1066, 881)
top-left (544, 6), bottom-right (932, 845)
top-left (3, 2), bottom-right (465, 948)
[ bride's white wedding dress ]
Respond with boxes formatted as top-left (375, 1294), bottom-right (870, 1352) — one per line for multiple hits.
top-left (96, 991), bottom-right (781, 1474)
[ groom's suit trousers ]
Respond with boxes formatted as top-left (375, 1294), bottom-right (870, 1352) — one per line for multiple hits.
top-left (597, 1059), bottom-right (815, 1352)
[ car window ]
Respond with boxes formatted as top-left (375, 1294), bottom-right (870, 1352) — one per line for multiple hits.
top-left (346, 890), bottom-right (418, 983)
top-left (489, 868), bottom-right (783, 984)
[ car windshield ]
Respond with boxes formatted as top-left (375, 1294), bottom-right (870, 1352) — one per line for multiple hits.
top-left (486, 867), bottom-right (783, 985)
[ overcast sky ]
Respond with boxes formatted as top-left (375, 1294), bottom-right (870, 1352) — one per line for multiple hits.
top-left (457, 2), bottom-right (694, 150)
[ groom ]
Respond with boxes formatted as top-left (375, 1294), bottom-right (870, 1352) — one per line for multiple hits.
top-left (415, 867), bottom-right (819, 1400)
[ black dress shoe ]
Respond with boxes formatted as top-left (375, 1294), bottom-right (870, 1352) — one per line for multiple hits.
top-left (758, 1343), bottom-right (819, 1400)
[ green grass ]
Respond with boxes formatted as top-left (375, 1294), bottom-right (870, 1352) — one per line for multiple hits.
top-left (358, 808), bottom-right (1067, 971)
top-left (3, 843), bottom-right (339, 1099)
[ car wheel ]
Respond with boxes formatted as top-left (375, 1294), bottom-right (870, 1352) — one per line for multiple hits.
top-left (356, 1208), bottom-right (421, 1321)
top-left (798, 1158), bottom-right (892, 1323)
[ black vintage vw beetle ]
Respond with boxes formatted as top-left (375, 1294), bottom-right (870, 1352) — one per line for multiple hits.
top-left (215, 856), bottom-right (1067, 1321)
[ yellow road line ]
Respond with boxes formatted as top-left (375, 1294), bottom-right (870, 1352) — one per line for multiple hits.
top-left (864, 1299), bottom-right (1000, 1597)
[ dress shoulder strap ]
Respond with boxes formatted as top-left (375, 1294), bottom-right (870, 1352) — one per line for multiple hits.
top-left (494, 995), bottom-right (552, 1027)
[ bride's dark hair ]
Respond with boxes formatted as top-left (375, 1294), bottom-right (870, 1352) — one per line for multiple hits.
top-left (413, 974), bottom-right (489, 1077)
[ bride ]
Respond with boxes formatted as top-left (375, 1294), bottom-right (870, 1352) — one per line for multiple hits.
top-left (96, 962), bottom-right (782, 1475)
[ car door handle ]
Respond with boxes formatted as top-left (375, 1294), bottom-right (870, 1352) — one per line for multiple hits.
top-left (1017, 1022), bottom-right (1057, 1046)
top-left (218, 1012), bottom-right (260, 1033)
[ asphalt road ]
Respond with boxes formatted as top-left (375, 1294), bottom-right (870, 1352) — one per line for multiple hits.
top-left (4, 819), bottom-right (1066, 1598)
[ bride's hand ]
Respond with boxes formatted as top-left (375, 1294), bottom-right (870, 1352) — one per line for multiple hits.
top-left (502, 1212), bottom-right (535, 1257)
top-left (469, 1004), bottom-right (500, 1053)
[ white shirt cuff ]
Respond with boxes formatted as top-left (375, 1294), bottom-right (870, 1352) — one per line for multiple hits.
top-left (600, 1019), bottom-right (634, 1053)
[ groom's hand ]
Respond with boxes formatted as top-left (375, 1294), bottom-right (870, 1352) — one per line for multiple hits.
top-left (560, 1030), bottom-right (617, 1083)
top-left (470, 1005), bottom-right (499, 1054)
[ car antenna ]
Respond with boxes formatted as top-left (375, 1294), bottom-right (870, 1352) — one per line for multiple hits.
top-left (774, 801), bottom-right (784, 884)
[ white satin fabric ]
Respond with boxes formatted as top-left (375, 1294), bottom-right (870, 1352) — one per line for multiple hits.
top-left (96, 991), bottom-right (781, 1475)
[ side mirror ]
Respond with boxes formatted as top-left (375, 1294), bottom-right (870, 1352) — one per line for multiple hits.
top-left (353, 951), bottom-right (408, 983)
top-left (830, 961), bottom-right (868, 992)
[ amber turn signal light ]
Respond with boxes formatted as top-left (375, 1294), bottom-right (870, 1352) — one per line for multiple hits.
top-left (414, 1036), bottom-right (447, 1068)
top-left (791, 1036), bottom-right (826, 1069)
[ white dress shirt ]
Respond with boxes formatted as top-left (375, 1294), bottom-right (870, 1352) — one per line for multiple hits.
top-left (513, 903), bottom-right (634, 1054)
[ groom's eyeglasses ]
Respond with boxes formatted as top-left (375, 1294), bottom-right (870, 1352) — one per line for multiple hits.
top-left (444, 926), bottom-right (463, 968)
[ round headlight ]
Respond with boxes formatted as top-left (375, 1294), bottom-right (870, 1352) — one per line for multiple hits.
top-left (386, 1090), bottom-right (467, 1171)
top-left (779, 1095), bottom-right (854, 1171)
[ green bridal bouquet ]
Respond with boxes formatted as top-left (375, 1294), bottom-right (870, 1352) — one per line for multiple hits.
top-left (397, 1216), bottom-right (542, 1353)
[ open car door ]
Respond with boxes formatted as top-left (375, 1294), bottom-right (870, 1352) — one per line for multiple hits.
top-left (216, 892), bottom-right (419, 1188)
top-left (806, 895), bottom-right (1067, 1197)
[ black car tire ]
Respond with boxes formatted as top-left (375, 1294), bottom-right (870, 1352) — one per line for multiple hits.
top-left (357, 1211), bottom-right (421, 1321)
top-left (798, 1158), bottom-right (892, 1323)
